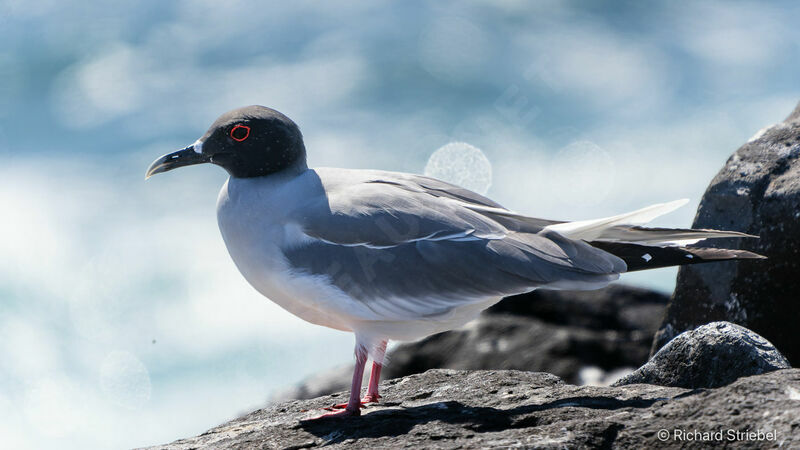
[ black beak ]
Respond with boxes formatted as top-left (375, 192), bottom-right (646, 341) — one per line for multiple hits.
top-left (145, 145), bottom-right (211, 179)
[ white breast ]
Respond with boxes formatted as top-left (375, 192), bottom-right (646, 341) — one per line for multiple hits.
top-left (216, 176), bottom-right (358, 332)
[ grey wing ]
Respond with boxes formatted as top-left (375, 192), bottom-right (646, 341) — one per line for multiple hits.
top-left (367, 172), bottom-right (567, 233)
top-left (286, 172), bottom-right (625, 321)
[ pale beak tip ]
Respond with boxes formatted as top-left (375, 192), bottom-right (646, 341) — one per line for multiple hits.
top-left (145, 145), bottom-right (207, 181)
top-left (144, 164), bottom-right (161, 180)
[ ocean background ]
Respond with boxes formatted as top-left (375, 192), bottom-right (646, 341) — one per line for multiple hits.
top-left (1, 1), bottom-right (799, 448)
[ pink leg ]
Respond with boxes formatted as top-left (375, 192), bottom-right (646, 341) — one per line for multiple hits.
top-left (308, 344), bottom-right (368, 419)
top-left (364, 340), bottom-right (387, 402)
top-left (325, 340), bottom-right (387, 410)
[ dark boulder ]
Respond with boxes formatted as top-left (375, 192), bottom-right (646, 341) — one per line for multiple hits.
top-left (616, 321), bottom-right (790, 389)
top-left (383, 311), bottom-right (651, 386)
top-left (486, 284), bottom-right (668, 332)
top-left (653, 101), bottom-right (800, 365)
top-left (145, 368), bottom-right (800, 449)
top-left (385, 285), bottom-right (668, 385)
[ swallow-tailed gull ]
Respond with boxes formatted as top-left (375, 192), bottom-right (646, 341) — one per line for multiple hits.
top-left (146, 105), bottom-right (763, 419)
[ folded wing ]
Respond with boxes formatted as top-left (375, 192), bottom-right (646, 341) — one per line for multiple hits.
top-left (284, 171), bottom-right (625, 321)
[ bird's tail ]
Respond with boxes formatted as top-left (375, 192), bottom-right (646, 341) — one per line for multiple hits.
top-left (586, 240), bottom-right (764, 272)
top-left (543, 199), bottom-right (766, 272)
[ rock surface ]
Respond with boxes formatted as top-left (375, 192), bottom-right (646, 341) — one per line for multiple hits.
top-left (653, 101), bottom-right (800, 365)
top-left (273, 285), bottom-right (668, 402)
top-left (146, 368), bottom-right (800, 449)
top-left (616, 321), bottom-right (790, 389)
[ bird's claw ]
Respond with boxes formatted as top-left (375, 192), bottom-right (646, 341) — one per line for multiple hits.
top-left (305, 407), bottom-right (361, 420)
top-left (323, 394), bottom-right (381, 411)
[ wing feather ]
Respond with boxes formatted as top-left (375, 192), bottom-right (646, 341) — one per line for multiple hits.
top-left (284, 170), bottom-right (624, 321)
top-left (544, 199), bottom-right (689, 240)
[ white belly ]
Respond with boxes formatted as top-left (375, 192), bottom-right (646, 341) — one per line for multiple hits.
top-left (226, 243), bottom-right (355, 332)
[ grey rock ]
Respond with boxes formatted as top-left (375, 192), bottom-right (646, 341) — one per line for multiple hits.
top-left (276, 284), bottom-right (667, 402)
top-left (653, 100), bottom-right (800, 365)
top-left (144, 368), bottom-right (800, 449)
top-left (272, 313), bottom-right (646, 403)
top-left (616, 321), bottom-right (790, 389)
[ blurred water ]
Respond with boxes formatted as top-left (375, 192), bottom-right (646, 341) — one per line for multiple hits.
top-left (2, 1), bottom-right (799, 448)
top-left (425, 142), bottom-right (492, 194)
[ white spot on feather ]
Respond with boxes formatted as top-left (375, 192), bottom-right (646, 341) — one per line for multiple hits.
top-left (641, 253), bottom-right (652, 262)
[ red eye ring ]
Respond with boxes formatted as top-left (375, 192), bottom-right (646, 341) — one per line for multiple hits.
top-left (230, 124), bottom-right (250, 142)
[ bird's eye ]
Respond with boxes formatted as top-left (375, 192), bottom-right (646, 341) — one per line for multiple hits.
top-left (230, 124), bottom-right (250, 142)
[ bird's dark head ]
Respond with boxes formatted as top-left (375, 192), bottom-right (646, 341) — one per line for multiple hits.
top-left (146, 105), bottom-right (307, 179)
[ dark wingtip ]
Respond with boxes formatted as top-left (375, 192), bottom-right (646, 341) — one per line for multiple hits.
top-left (589, 241), bottom-right (767, 272)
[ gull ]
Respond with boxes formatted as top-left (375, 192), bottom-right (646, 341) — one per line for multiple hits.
top-left (146, 105), bottom-right (763, 419)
